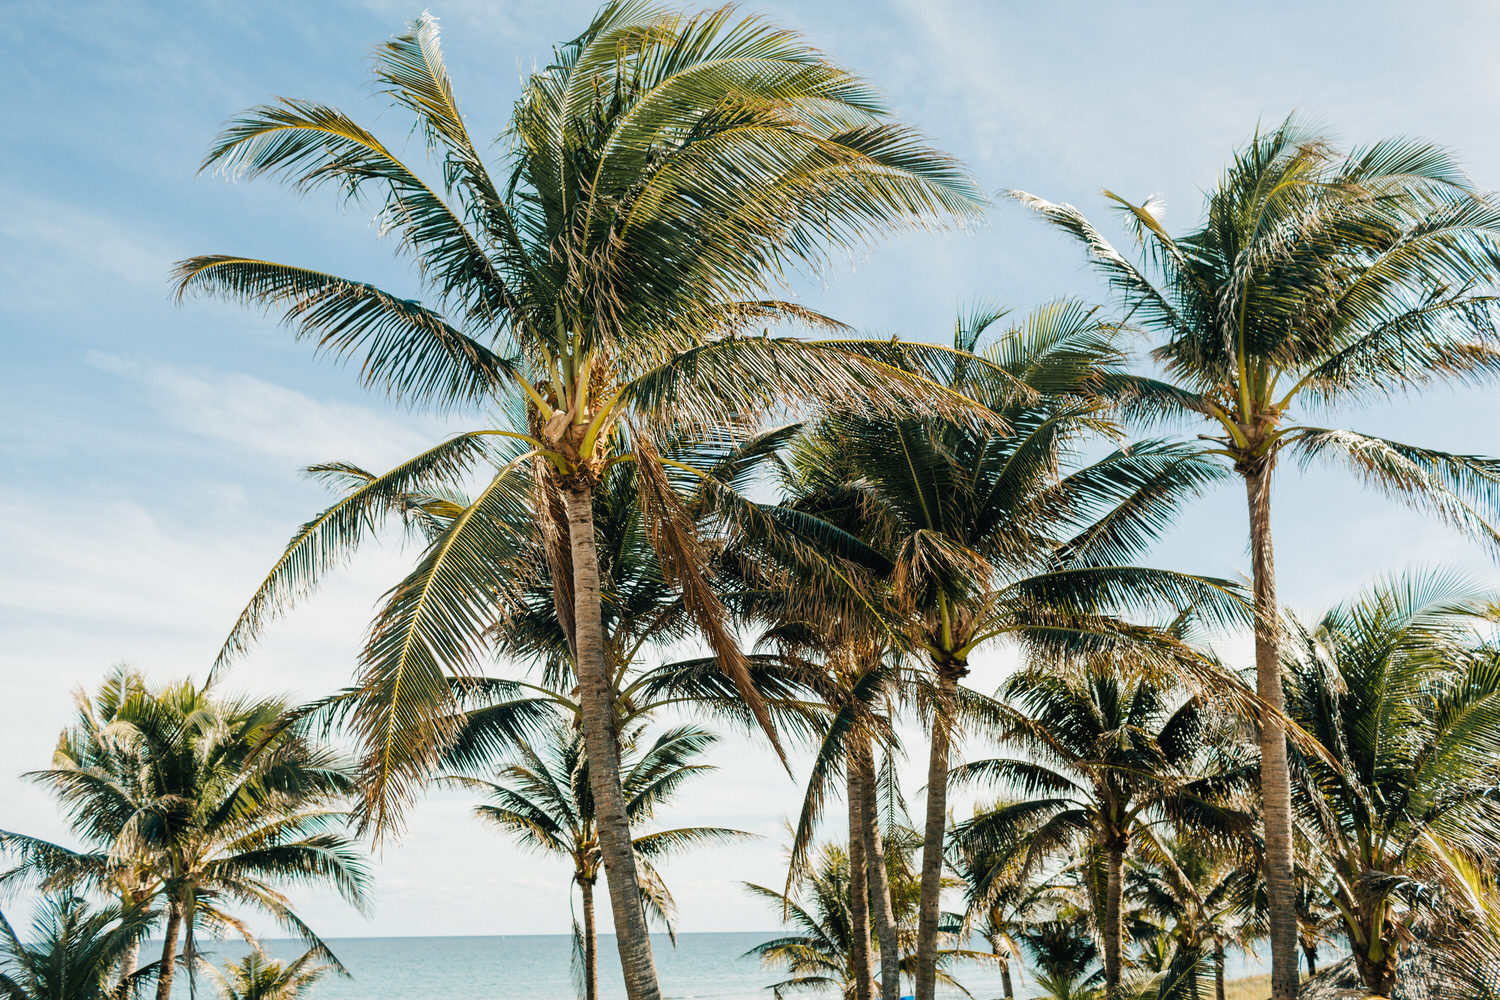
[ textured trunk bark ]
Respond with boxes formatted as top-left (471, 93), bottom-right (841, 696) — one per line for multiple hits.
top-left (1244, 466), bottom-right (1297, 1000)
top-left (581, 876), bottom-right (599, 1000)
top-left (1215, 938), bottom-right (1227, 1000)
top-left (1103, 837), bottom-right (1125, 997)
top-left (1000, 957), bottom-right (1014, 1000)
top-left (564, 484), bottom-right (661, 1000)
top-left (116, 937), bottom-right (140, 995)
top-left (913, 666), bottom-right (959, 1000)
top-left (857, 743), bottom-right (901, 1000)
top-left (153, 903), bottom-right (181, 1000)
top-left (848, 765), bottom-right (874, 1000)
top-left (1352, 917), bottom-right (1398, 997)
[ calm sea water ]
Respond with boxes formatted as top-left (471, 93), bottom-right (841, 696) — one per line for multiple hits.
top-left (179, 933), bottom-right (1270, 1000)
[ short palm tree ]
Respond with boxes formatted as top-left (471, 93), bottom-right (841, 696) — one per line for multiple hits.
top-left (951, 663), bottom-right (1256, 998)
top-left (1127, 835), bottom-right (1259, 1000)
top-left (1284, 570), bottom-right (1500, 996)
top-left (2, 669), bottom-right (370, 1000)
top-left (0, 896), bottom-right (157, 1000)
top-left (745, 839), bottom-right (976, 998)
top-left (175, 11), bottom-right (985, 995)
top-left (1013, 117), bottom-right (1500, 1000)
top-left (443, 721), bottom-right (750, 1000)
top-left (197, 951), bottom-right (329, 1000)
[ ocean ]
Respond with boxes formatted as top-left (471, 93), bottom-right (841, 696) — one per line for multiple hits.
top-left (182, 932), bottom-right (1271, 1000)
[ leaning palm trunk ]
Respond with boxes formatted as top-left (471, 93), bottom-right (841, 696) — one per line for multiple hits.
top-left (848, 767), bottom-right (875, 1000)
top-left (914, 664), bottom-right (962, 1000)
top-left (563, 485), bottom-right (660, 1000)
top-left (857, 744), bottom-right (902, 1000)
top-left (1215, 938), bottom-right (1227, 1000)
top-left (1245, 465), bottom-right (1297, 1000)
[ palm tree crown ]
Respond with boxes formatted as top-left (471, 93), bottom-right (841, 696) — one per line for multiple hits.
top-left (1284, 570), bottom-right (1500, 996)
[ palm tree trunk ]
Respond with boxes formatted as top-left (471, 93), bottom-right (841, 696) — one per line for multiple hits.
top-left (848, 764), bottom-right (874, 1000)
top-left (1215, 937), bottom-right (1227, 1000)
top-left (154, 902), bottom-right (182, 1000)
top-left (1103, 836), bottom-right (1125, 997)
top-left (1244, 466), bottom-right (1297, 1000)
top-left (563, 483), bottom-right (661, 1000)
top-left (857, 743), bottom-right (901, 1000)
top-left (1000, 957), bottom-right (1014, 1000)
top-left (117, 937), bottom-right (140, 993)
top-left (1302, 940), bottom-right (1317, 976)
top-left (581, 876), bottom-right (599, 1000)
top-left (913, 664), bottom-right (960, 1000)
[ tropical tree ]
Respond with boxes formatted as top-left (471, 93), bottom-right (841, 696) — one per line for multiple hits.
top-left (443, 721), bottom-right (750, 1000)
top-left (948, 799), bottom-right (1060, 1000)
top-left (745, 838), bottom-right (978, 998)
top-left (1283, 570), bottom-right (1500, 995)
top-left (0, 896), bottom-right (157, 1000)
top-left (1, 669), bottom-right (371, 1000)
top-left (765, 301), bottom-right (1250, 1000)
top-left (1127, 835), bottom-right (1259, 1000)
top-left (197, 950), bottom-right (329, 1000)
top-left (950, 662), bottom-right (1256, 997)
top-left (1013, 116), bottom-right (1500, 999)
top-left (174, 9), bottom-right (987, 995)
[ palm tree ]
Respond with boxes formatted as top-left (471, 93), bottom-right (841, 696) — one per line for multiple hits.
top-left (0, 896), bottom-right (157, 1000)
top-left (197, 950), bottom-right (329, 1000)
top-left (745, 839), bottom-right (978, 998)
top-left (950, 662), bottom-right (1256, 997)
top-left (1, 669), bottom-right (371, 1000)
top-left (762, 301), bottom-right (1250, 1000)
top-left (948, 800), bottom-right (1058, 1000)
top-left (1283, 570), bottom-right (1500, 995)
top-left (1012, 117), bottom-right (1500, 1000)
top-left (443, 721), bottom-right (750, 1000)
top-left (175, 11), bottom-right (986, 995)
top-left (1127, 836), bottom-right (1259, 1000)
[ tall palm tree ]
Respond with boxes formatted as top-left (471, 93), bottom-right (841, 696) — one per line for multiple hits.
top-left (950, 663), bottom-right (1256, 997)
top-left (0, 896), bottom-right (158, 1000)
top-left (1012, 117), bottom-right (1500, 999)
top-left (174, 11), bottom-right (985, 995)
top-left (1, 669), bottom-right (371, 1000)
top-left (443, 721), bottom-right (750, 1000)
top-left (197, 951), bottom-right (329, 1000)
top-left (1283, 570), bottom-right (1500, 996)
top-left (762, 301), bottom-right (1250, 1000)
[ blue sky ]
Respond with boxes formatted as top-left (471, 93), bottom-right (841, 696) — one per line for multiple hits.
top-left (6, 0), bottom-right (1500, 939)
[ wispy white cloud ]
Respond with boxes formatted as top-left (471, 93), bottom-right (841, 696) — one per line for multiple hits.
top-left (86, 352), bottom-right (443, 470)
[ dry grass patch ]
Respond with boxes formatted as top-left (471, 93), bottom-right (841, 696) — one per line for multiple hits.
top-left (1223, 974), bottom-right (1272, 1000)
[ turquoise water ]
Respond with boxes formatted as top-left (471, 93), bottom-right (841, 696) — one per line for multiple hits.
top-left (182, 933), bottom-right (1271, 1000)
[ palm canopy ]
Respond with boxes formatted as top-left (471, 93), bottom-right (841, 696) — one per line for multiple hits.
top-left (950, 661), bottom-right (1256, 993)
top-left (2, 668), bottom-right (371, 1000)
top-left (1012, 116), bottom-right (1500, 547)
top-left (0, 896), bottom-right (159, 1000)
top-left (197, 951), bottom-right (329, 1000)
top-left (767, 299), bottom-right (1248, 673)
top-left (443, 720), bottom-right (751, 940)
top-left (1283, 569), bottom-right (1500, 994)
top-left (177, 9), bottom-right (998, 847)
